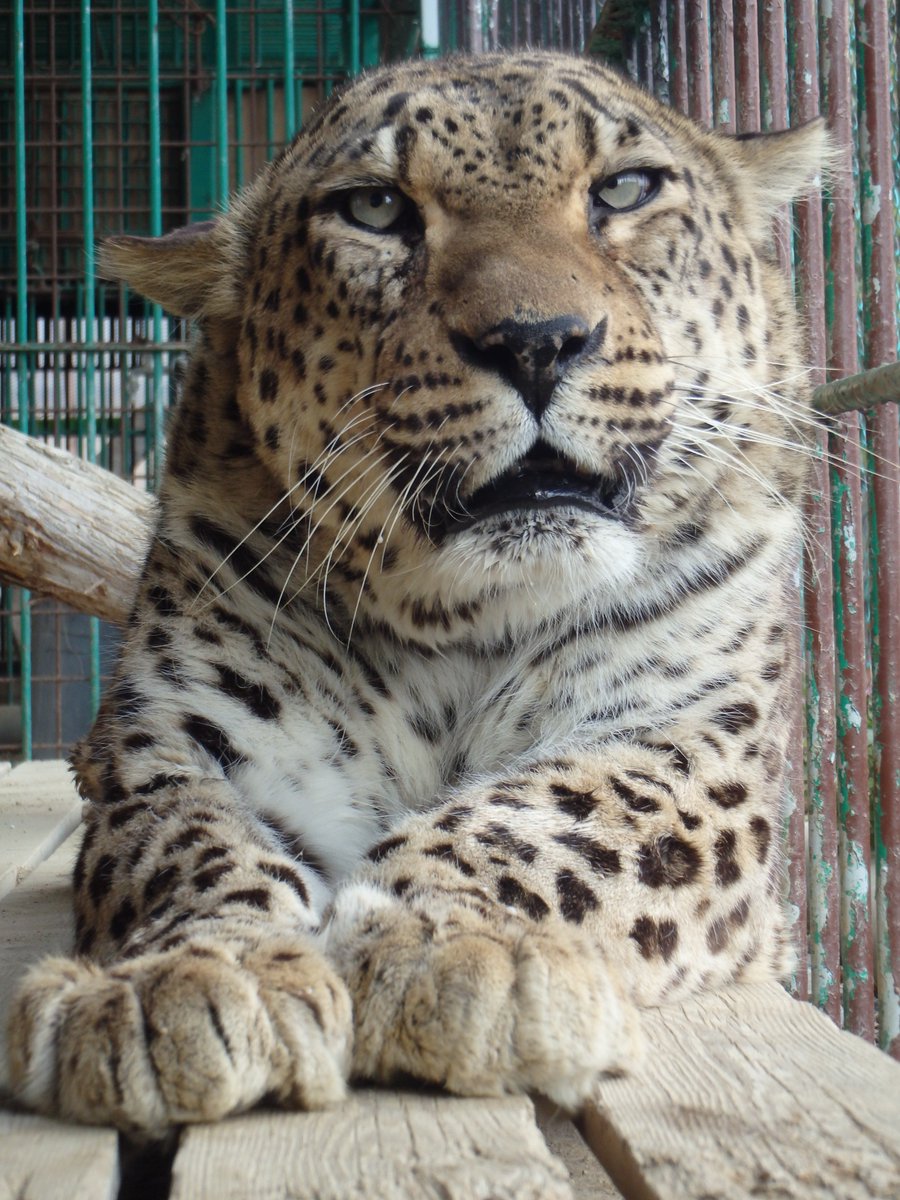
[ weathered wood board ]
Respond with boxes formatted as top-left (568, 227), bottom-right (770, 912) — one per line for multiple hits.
top-left (0, 758), bottom-right (82, 902)
top-left (537, 1104), bottom-right (622, 1199)
top-left (0, 1111), bottom-right (120, 1200)
top-left (0, 829), bottom-right (80, 1095)
top-left (0, 763), bottom-right (594, 1200)
top-left (171, 1093), bottom-right (575, 1200)
top-left (583, 983), bottom-right (900, 1199)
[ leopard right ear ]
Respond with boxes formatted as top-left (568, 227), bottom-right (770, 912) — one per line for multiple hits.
top-left (98, 219), bottom-right (242, 319)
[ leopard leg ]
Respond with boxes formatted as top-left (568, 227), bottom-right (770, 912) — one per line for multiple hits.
top-left (7, 777), bottom-right (351, 1134)
top-left (326, 728), bottom-right (787, 1106)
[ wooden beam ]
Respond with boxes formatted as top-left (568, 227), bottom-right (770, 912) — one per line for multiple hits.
top-left (0, 423), bottom-right (154, 625)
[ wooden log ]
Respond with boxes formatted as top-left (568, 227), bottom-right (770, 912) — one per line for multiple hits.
top-left (0, 423), bottom-right (154, 625)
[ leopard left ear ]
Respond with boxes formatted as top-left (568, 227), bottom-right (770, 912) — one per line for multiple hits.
top-left (727, 118), bottom-right (834, 231)
top-left (98, 218), bottom-right (243, 318)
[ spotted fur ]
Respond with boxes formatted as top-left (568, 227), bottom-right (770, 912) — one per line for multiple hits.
top-left (7, 52), bottom-right (828, 1133)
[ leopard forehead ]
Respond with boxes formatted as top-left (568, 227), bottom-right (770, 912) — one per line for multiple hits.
top-left (273, 53), bottom-right (713, 201)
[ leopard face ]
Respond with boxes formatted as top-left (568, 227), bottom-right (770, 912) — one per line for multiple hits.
top-left (102, 52), bottom-right (826, 644)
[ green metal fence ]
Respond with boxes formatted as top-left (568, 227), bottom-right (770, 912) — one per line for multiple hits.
top-left (2, 0), bottom-right (899, 1054)
top-left (0, 0), bottom-right (417, 760)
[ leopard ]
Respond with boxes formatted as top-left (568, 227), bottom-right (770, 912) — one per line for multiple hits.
top-left (7, 50), bottom-right (829, 1135)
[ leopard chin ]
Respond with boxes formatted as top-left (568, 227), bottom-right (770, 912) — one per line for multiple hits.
top-left (422, 508), bottom-right (644, 615)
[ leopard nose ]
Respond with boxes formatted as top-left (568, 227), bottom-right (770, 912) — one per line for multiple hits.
top-left (452, 315), bottom-right (607, 420)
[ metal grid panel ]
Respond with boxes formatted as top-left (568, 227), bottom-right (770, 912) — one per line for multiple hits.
top-left (0, 0), bottom-right (416, 761)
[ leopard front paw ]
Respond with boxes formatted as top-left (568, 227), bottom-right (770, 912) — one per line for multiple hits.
top-left (326, 884), bottom-right (642, 1109)
top-left (7, 933), bottom-right (352, 1133)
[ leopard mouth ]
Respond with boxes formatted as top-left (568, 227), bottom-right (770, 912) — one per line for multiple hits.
top-left (429, 440), bottom-right (632, 538)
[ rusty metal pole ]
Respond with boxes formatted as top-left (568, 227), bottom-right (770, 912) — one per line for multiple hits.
top-left (790, 0), bottom-right (839, 1018)
top-left (857, 0), bottom-right (900, 1058)
top-left (821, 0), bottom-right (876, 1043)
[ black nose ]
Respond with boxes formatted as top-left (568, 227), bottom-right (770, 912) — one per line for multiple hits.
top-left (452, 315), bottom-right (606, 420)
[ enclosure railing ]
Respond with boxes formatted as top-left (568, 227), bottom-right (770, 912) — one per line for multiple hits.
top-left (1, 0), bottom-right (898, 1056)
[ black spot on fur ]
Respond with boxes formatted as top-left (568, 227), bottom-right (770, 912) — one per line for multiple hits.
top-left (258, 860), bottom-right (311, 905)
top-left (183, 713), bottom-right (243, 774)
top-left (556, 870), bottom-right (599, 924)
top-left (551, 782), bottom-right (596, 821)
top-left (89, 854), bottom-right (116, 905)
top-left (110, 897), bottom-right (137, 942)
top-left (475, 823), bottom-right (539, 865)
top-left (637, 835), bottom-right (701, 888)
top-left (194, 863), bottom-right (234, 891)
top-left (134, 772), bottom-right (188, 796)
top-left (122, 729), bottom-right (157, 751)
top-left (496, 875), bottom-right (549, 921)
top-left (214, 664), bottom-right (282, 721)
top-left (368, 834), bottom-right (407, 862)
top-left (713, 702), bottom-right (759, 734)
top-left (422, 842), bottom-right (477, 876)
top-left (223, 887), bottom-right (271, 911)
top-left (109, 801), bottom-right (148, 829)
top-left (144, 864), bottom-right (180, 906)
top-left (707, 781), bottom-right (748, 808)
top-left (434, 805), bottom-right (473, 832)
top-left (630, 915), bottom-right (679, 962)
top-left (610, 776), bottom-right (659, 813)
top-left (749, 815), bottom-right (771, 862)
top-left (714, 829), bottom-right (741, 886)
top-left (706, 916), bottom-right (730, 953)
top-left (552, 830), bottom-right (620, 875)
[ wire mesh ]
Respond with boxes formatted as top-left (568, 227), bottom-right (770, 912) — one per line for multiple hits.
top-left (0, 0), bottom-right (417, 760)
top-left (1, 0), bottom-right (899, 1053)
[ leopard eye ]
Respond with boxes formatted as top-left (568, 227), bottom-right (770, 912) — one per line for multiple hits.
top-left (345, 187), bottom-right (409, 231)
top-left (591, 170), bottom-right (660, 214)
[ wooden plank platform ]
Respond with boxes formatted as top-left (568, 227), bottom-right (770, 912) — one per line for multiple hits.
top-left (1, 761), bottom-right (899, 1200)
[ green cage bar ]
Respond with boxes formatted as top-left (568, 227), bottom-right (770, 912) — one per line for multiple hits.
top-left (283, 0), bottom-right (297, 137)
top-left (149, 0), bottom-right (165, 490)
top-left (13, 0), bottom-right (31, 759)
top-left (216, 0), bottom-right (229, 209)
top-left (81, 0), bottom-right (102, 719)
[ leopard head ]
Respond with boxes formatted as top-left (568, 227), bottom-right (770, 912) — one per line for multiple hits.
top-left (101, 53), bottom-right (828, 643)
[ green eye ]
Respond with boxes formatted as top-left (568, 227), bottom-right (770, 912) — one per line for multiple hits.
top-left (592, 170), bottom-right (659, 214)
top-left (345, 187), bottom-right (409, 231)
